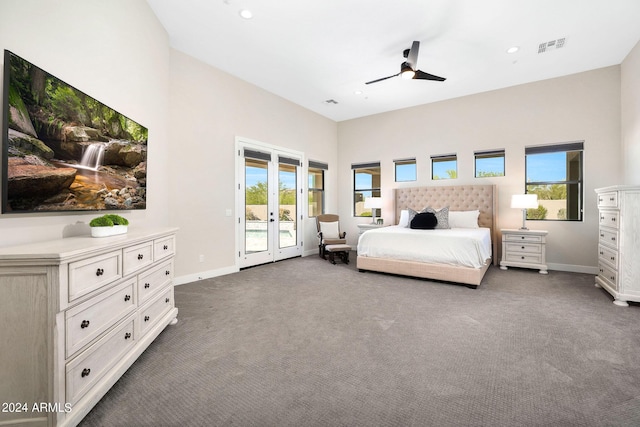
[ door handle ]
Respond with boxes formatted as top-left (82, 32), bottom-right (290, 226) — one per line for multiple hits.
top-left (270, 219), bottom-right (275, 222)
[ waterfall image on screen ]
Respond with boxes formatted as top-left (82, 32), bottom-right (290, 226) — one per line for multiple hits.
top-left (2, 50), bottom-right (148, 213)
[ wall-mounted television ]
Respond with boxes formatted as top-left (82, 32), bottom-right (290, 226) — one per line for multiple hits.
top-left (2, 50), bottom-right (148, 213)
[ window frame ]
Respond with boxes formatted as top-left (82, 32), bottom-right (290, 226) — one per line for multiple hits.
top-left (307, 160), bottom-right (327, 218)
top-left (352, 162), bottom-right (381, 218)
top-left (394, 158), bottom-right (417, 182)
top-left (431, 153), bottom-right (457, 180)
top-left (474, 149), bottom-right (505, 178)
top-left (525, 142), bottom-right (584, 222)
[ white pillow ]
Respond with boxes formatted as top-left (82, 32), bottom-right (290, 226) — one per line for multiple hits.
top-left (398, 210), bottom-right (409, 227)
top-left (319, 221), bottom-right (340, 238)
top-left (449, 210), bottom-right (480, 228)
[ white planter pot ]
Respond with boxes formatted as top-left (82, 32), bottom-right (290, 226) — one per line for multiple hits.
top-left (91, 225), bottom-right (128, 238)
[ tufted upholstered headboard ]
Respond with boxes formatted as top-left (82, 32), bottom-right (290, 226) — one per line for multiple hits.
top-left (394, 185), bottom-right (498, 264)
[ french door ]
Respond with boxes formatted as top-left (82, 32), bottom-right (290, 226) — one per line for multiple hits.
top-left (237, 139), bottom-right (303, 269)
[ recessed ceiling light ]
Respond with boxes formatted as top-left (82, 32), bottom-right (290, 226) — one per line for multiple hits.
top-left (239, 9), bottom-right (253, 19)
top-left (506, 46), bottom-right (519, 54)
top-left (354, 90), bottom-right (363, 95)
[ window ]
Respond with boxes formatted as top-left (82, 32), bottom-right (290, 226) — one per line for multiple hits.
top-left (394, 158), bottom-right (417, 182)
top-left (525, 141), bottom-right (584, 221)
top-left (475, 149), bottom-right (505, 177)
top-left (431, 154), bottom-right (457, 180)
top-left (352, 162), bottom-right (381, 217)
top-left (308, 160), bottom-right (327, 217)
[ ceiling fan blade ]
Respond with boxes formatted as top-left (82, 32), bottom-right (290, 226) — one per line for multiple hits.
top-left (414, 70), bottom-right (446, 82)
top-left (365, 73), bottom-right (400, 85)
top-left (406, 41), bottom-right (420, 70)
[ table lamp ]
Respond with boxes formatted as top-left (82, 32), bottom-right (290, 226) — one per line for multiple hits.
top-left (364, 197), bottom-right (382, 224)
top-left (511, 194), bottom-right (538, 230)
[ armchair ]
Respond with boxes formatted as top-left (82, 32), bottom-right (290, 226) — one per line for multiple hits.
top-left (316, 214), bottom-right (347, 259)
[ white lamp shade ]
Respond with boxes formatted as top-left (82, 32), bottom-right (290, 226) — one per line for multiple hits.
top-left (364, 197), bottom-right (383, 209)
top-left (511, 194), bottom-right (538, 209)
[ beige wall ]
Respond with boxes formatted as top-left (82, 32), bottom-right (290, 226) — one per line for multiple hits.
top-left (167, 50), bottom-right (337, 281)
top-left (0, 0), bottom-right (171, 245)
top-left (621, 40), bottom-right (640, 185)
top-left (338, 66), bottom-right (622, 272)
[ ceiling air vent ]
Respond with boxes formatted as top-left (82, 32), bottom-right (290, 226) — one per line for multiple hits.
top-left (538, 38), bottom-right (566, 54)
top-left (324, 99), bottom-right (339, 105)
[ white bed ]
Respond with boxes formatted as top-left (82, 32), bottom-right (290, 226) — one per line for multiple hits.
top-left (356, 185), bottom-right (498, 287)
top-left (358, 226), bottom-right (492, 269)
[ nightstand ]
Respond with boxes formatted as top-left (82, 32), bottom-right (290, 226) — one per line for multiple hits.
top-left (357, 223), bottom-right (385, 235)
top-left (500, 229), bottom-right (548, 274)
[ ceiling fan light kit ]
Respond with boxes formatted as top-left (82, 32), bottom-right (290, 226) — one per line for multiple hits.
top-left (366, 40), bottom-right (446, 85)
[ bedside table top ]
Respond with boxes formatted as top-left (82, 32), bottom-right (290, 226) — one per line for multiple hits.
top-left (501, 228), bottom-right (548, 235)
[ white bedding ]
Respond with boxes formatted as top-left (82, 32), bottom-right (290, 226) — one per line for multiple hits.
top-left (357, 226), bottom-right (492, 269)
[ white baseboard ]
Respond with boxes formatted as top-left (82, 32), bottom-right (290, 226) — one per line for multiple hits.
top-left (174, 265), bottom-right (239, 286)
top-left (547, 263), bottom-right (598, 275)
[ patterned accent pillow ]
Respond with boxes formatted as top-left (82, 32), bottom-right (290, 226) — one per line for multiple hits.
top-left (423, 206), bottom-right (450, 229)
top-left (406, 208), bottom-right (420, 227)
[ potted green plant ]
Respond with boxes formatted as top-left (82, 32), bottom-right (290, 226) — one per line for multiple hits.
top-left (89, 214), bottom-right (129, 237)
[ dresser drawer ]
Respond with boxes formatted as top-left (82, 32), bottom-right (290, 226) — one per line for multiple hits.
top-left (505, 253), bottom-right (543, 264)
top-left (598, 263), bottom-right (618, 290)
top-left (505, 242), bottom-right (542, 254)
top-left (68, 250), bottom-right (122, 301)
top-left (599, 211), bottom-right (619, 230)
top-left (65, 279), bottom-right (136, 358)
top-left (598, 228), bottom-right (619, 249)
top-left (140, 288), bottom-right (174, 337)
top-left (597, 191), bottom-right (618, 208)
top-left (123, 241), bottom-right (154, 276)
top-left (154, 235), bottom-right (175, 261)
top-left (138, 260), bottom-right (173, 303)
top-left (598, 244), bottom-right (618, 269)
top-left (504, 233), bottom-right (542, 243)
top-left (66, 316), bottom-right (135, 406)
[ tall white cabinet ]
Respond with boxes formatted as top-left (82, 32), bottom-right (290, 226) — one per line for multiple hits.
top-left (595, 186), bottom-right (640, 306)
top-left (0, 227), bottom-right (179, 426)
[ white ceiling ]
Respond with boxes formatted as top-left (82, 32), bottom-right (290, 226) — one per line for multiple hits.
top-left (146, 0), bottom-right (640, 122)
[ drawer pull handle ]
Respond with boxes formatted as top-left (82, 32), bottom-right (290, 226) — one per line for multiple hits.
top-left (163, 245), bottom-right (168, 250)
top-left (80, 320), bottom-right (90, 329)
top-left (138, 254), bottom-right (144, 260)
top-left (96, 268), bottom-right (104, 276)
top-left (521, 246), bottom-right (525, 249)
top-left (165, 298), bottom-right (170, 303)
top-left (165, 270), bottom-right (170, 275)
top-left (611, 256), bottom-right (615, 261)
top-left (521, 236), bottom-right (525, 239)
top-left (612, 218), bottom-right (616, 222)
top-left (144, 315), bottom-right (150, 322)
top-left (521, 256), bottom-right (525, 260)
top-left (611, 276), bottom-right (615, 281)
top-left (124, 294), bottom-right (131, 302)
top-left (600, 233), bottom-right (604, 238)
top-left (612, 237), bottom-right (616, 242)
top-left (124, 332), bottom-right (131, 340)
top-left (599, 268), bottom-right (604, 273)
top-left (144, 283), bottom-right (150, 289)
top-left (599, 251), bottom-right (604, 255)
top-left (81, 368), bottom-right (91, 378)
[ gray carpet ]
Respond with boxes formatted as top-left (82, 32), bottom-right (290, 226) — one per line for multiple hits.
top-left (80, 254), bottom-right (640, 427)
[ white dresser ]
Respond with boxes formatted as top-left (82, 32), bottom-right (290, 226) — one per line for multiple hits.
top-left (0, 227), bottom-right (179, 426)
top-left (595, 186), bottom-right (640, 306)
top-left (499, 229), bottom-right (548, 274)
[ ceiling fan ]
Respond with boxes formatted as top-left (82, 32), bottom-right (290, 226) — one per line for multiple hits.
top-left (365, 41), bottom-right (446, 85)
